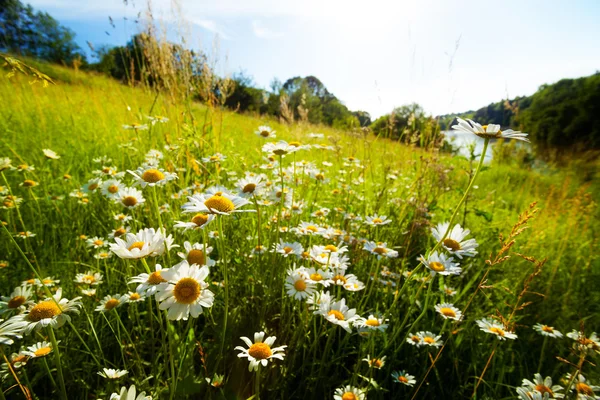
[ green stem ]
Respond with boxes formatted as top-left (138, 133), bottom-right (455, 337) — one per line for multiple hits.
top-left (255, 366), bottom-right (261, 400)
top-left (217, 215), bottom-right (229, 365)
top-left (430, 138), bottom-right (489, 255)
top-left (48, 328), bottom-right (67, 400)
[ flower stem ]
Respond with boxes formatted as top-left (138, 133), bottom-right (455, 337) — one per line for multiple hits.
top-left (48, 328), bottom-right (67, 400)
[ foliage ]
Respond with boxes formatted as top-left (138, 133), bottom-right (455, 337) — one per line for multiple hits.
top-left (370, 103), bottom-right (442, 148)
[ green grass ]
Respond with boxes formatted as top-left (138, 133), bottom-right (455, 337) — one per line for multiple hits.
top-left (0, 60), bottom-right (598, 399)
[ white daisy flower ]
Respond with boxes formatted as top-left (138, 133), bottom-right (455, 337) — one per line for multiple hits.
top-left (174, 213), bottom-right (215, 232)
top-left (476, 318), bottom-right (517, 340)
top-left (363, 241), bottom-right (399, 259)
top-left (567, 373), bottom-right (600, 399)
top-left (94, 251), bottom-right (113, 260)
top-left (98, 368), bottom-right (129, 379)
top-left (435, 303), bottom-right (462, 321)
top-left (0, 319), bottom-right (27, 345)
top-left (22, 341), bottom-right (55, 358)
top-left (416, 331), bottom-right (443, 347)
top-left (122, 123), bottom-right (148, 130)
top-left (81, 177), bottom-right (102, 194)
top-left (81, 288), bottom-right (96, 297)
top-left (333, 385), bottom-right (366, 400)
top-left (364, 214), bottom-right (392, 226)
top-left (320, 298), bottom-right (358, 333)
top-left (116, 187), bottom-right (146, 209)
top-left (418, 251), bottom-right (461, 276)
top-left (128, 166), bottom-right (177, 188)
top-left (13, 288), bottom-right (82, 334)
top-left (520, 373), bottom-right (565, 399)
top-left (262, 140), bottom-right (301, 157)
top-left (307, 291), bottom-right (332, 313)
top-left (110, 228), bottom-right (172, 259)
top-left (175, 242), bottom-right (216, 268)
top-left (95, 294), bottom-right (127, 312)
top-left (354, 314), bottom-right (389, 334)
top-left (155, 262), bottom-right (214, 320)
top-left (431, 222), bottom-right (478, 259)
top-left (109, 384), bottom-right (152, 400)
top-left (533, 323), bottom-right (563, 338)
top-left (236, 175), bottom-right (267, 197)
top-left (86, 236), bottom-right (107, 249)
top-left (109, 226), bottom-right (131, 239)
top-left (74, 271), bottom-right (103, 286)
top-left (362, 354), bottom-right (386, 369)
top-left (255, 125), bottom-right (276, 138)
top-left (101, 179), bottom-right (125, 199)
top-left (566, 330), bottom-right (600, 353)
top-left (201, 153), bottom-right (227, 163)
top-left (285, 270), bottom-right (316, 300)
top-left (274, 240), bottom-right (304, 258)
top-left (126, 291), bottom-right (145, 303)
top-left (452, 117), bottom-right (529, 142)
top-left (182, 191), bottom-right (254, 216)
top-left (392, 370), bottom-right (416, 387)
top-left (114, 213), bottom-right (133, 223)
top-left (0, 157), bottom-right (12, 171)
top-left (0, 285), bottom-right (34, 315)
top-left (42, 149), bottom-right (60, 159)
top-left (304, 267), bottom-right (334, 287)
top-left (235, 331), bottom-right (286, 371)
top-left (146, 115), bottom-right (169, 124)
top-left (129, 264), bottom-right (169, 296)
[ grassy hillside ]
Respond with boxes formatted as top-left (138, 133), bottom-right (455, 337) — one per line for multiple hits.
top-left (0, 61), bottom-right (598, 399)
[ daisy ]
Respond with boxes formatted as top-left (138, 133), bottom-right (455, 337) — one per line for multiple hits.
top-left (86, 236), bottom-right (107, 249)
top-left (182, 191), bottom-right (254, 216)
top-left (417, 331), bottom-right (443, 347)
top-left (533, 323), bottom-right (563, 338)
top-left (363, 241), bottom-right (399, 259)
top-left (431, 222), bottom-right (478, 259)
top-left (307, 291), bottom-right (332, 313)
top-left (362, 355), bottom-right (386, 369)
top-left (110, 227), bottom-right (171, 259)
top-left (274, 240), bottom-right (304, 258)
top-left (15, 163), bottom-right (35, 172)
top-left (0, 260), bottom-right (8, 269)
top-left (94, 251), bottom-right (113, 260)
top-left (109, 226), bottom-right (130, 240)
top-left (20, 179), bottom-right (38, 188)
top-left (567, 373), bottom-right (600, 399)
top-left (294, 221), bottom-right (325, 236)
top-left (520, 373), bottom-right (565, 399)
top-left (129, 264), bottom-right (169, 296)
top-left (42, 149), bottom-right (60, 159)
top-left (418, 251), bottom-right (461, 276)
top-left (74, 271), bottom-right (103, 286)
top-left (442, 285), bottom-right (457, 296)
top-left (354, 315), bottom-right (389, 333)
top-left (308, 132), bottom-right (324, 139)
top-left (255, 125), bottom-right (276, 138)
top-left (452, 117), bottom-right (529, 142)
top-left (392, 370), bottom-right (416, 387)
top-left (128, 166), bottom-right (177, 188)
top-left (108, 384), bottom-right (152, 400)
top-left (126, 291), bottom-right (145, 303)
top-left (101, 179), bottom-right (125, 199)
top-left (235, 331), bottom-right (286, 371)
top-left (98, 368), bottom-right (129, 379)
top-left (516, 387), bottom-right (547, 400)
top-left (15, 231), bottom-right (36, 239)
top-left (13, 288), bottom-right (82, 333)
top-left (0, 157), bottom-right (12, 171)
top-left (155, 262), bottom-right (214, 320)
top-left (236, 175), bottom-right (266, 197)
top-left (22, 341), bottom-right (55, 358)
top-left (114, 213), bottom-right (133, 223)
top-left (566, 330), bottom-right (600, 353)
top-left (0, 285), bottom-right (34, 315)
top-left (0, 319), bottom-right (27, 345)
top-left (116, 187), bottom-right (145, 209)
top-left (304, 267), bottom-right (334, 287)
top-left (364, 214), bottom-right (392, 226)
top-left (175, 241), bottom-right (216, 268)
top-left (82, 177), bottom-right (102, 194)
top-left (435, 303), bottom-right (463, 321)
top-left (122, 123), bottom-right (149, 130)
top-left (262, 141), bottom-right (301, 157)
top-left (95, 294), bottom-right (127, 312)
top-left (333, 385), bottom-right (366, 400)
top-left (476, 318), bottom-right (518, 340)
top-left (320, 298), bottom-right (358, 333)
top-left (146, 115), bottom-right (169, 124)
top-left (174, 213), bottom-right (216, 232)
top-left (36, 277), bottom-right (59, 287)
top-left (285, 269), bottom-right (317, 300)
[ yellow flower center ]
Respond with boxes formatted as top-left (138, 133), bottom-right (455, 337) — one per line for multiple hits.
top-left (187, 249), bottom-right (206, 266)
top-left (315, 173), bottom-right (325, 180)
top-left (576, 383), bottom-right (594, 396)
top-left (411, 335), bottom-right (420, 343)
top-left (210, 155), bottom-right (219, 161)
top-left (8, 295), bottom-right (26, 309)
top-left (443, 238), bottom-right (461, 251)
top-left (439, 308), bottom-right (457, 318)
top-left (293, 279), bottom-right (307, 291)
top-left (315, 210), bottom-right (324, 217)
top-left (29, 301), bottom-right (62, 321)
top-left (63, 174), bottom-right (71, 180)
top-left (283, 246), bottom-right (293, 254)
top-left (129, 293), bottom-right (141, 301)
top-left (324, 245), bottom-right (338, 252)
top-left (42, 279), bottom-right (53, 285)
top-left (429, 261), bottom-right (445, 272)
top-left (260, 130), bottom-right (270, 137)
top-left (289, 141), bottom-right (301, 147)
top-left (23, 179), bottom-right (36, 187)
top-left (398, 376), bottom-right (408, 383)
top-left (306, 225), bottom-right (318, 232)
top-left (373, 247), bottom-right (387, 254)
top-left (173, 278), bottom-right (201, 304)
top-left (248, 342), bottom-right (272, 360)
top-left (333, 275), bottom-right (347, 284)
top-left (104, 299), bottom-right (120, 310)
top-left (204, 194), bottom-right (235, 213)
top-left (189, 214), bottom-right (208, 227)
top-left (341, 392), bottom-right (357, 400)
top-left (128, 241), bottom-right (145, 251)
top-left (12, 355), bottom-right (27, 364)
top-left (0, 261), bottom-right (8, 268)
top-left (328, 310), bottom-right (345, 321)
top-left (88, 183), bottom-right (99, 191)
top-left (83, 275), bottom-right (96, 283)
top-left (147, 271), bottom-right (166, 285)
top-left (122, 196), bottom-right (138, 207)
top-left (372, 218), bottom-right (383, 224)
top-left (534, 385), bottom-right (554, 396)
top-left (93, 240), bottom-right (103, 246)
top-left (113, 228), bottom-right (126, 237)
top-left (242, 183), bottom-right (257, 193)
top-left (365, 318), bottom-right (380, 327)
top-left (541, 325), bottom-right (554, 333)
top-left (108, 185), bottom-right (119, 194)
top-left (18, 164), bottom-right (28, 170)
top-left (34, 347), bottom-right (52, 357)
top-left (423, 336), bottom-right (435, 344)
top-left (310, 273), bottom-right (323, 281)
top-left (142, 169), bottom-right (165, 183)
top-left (489, 327), bottom-right (505, 336)
top-left (370, 359), bottom-right (383, 368)
top-left (348, 157), bottom-right (355, 161)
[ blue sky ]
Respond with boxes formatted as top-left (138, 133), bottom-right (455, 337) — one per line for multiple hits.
top-left (27, 0), bottom-right (600, 118)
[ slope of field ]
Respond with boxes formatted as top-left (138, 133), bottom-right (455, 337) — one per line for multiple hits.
top-left (0, 61), bottom-right (598, 399)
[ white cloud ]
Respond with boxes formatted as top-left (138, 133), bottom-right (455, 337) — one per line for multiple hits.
top-left (190, 19), bottom-right (233, 40)
top-left (251, 20), bottom-right (283, 39)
